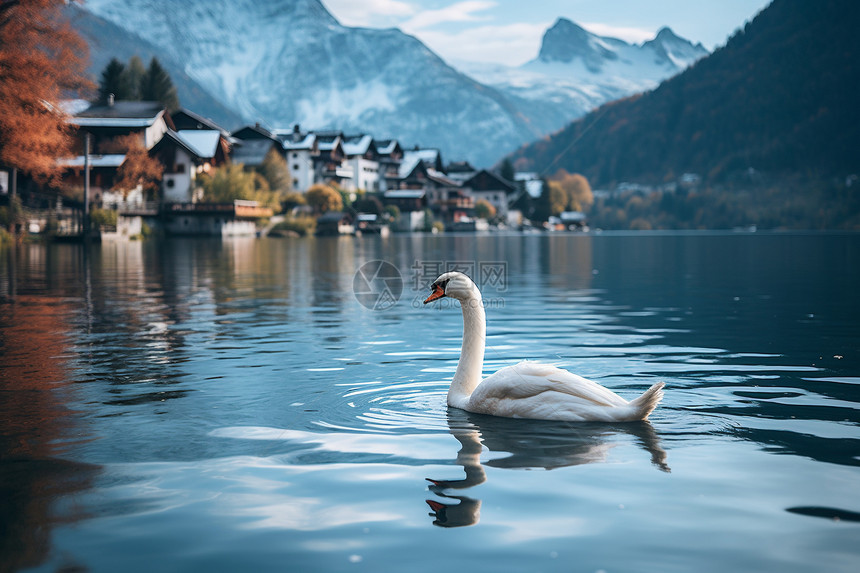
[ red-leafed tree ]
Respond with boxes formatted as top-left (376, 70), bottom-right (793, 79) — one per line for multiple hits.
top-left (99, 134), bottom-right (163, 196)
top-left (0, 0), bottom-right (92, 183)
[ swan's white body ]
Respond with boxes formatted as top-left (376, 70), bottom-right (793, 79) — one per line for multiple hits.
top-left (425, 272), bottom-right (664, 422)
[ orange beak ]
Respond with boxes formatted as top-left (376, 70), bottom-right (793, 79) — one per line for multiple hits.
top-left (423, 284), bottom-right (446, 304)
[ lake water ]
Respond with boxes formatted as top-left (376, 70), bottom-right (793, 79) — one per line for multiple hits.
top-left (1, 232), bottom-right (859, 572)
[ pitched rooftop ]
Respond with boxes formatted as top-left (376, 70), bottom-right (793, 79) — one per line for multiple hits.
top-left (71, 101), bottom-right (168, 128)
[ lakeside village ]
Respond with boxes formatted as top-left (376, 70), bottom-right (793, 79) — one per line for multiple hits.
top-left (0, 98), bottom-right (594, 241)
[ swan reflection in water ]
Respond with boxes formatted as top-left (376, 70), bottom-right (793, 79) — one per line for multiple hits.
top-left (426, 409), bottom-right (670, 528)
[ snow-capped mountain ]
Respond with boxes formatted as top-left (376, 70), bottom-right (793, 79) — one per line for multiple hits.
top-left (77, 1), bottom-right (707, 167)
top-left (463, 19), bottom-right (709, 128)
top-left (80, 0), bottom-right (545, 167)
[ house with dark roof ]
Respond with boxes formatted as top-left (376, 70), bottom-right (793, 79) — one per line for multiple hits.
top-left (171, 108), bottom-right (232, 136)
top-left (231, 123), bottom-right (276, 141)
top-left (423, 170), bottom-right (474, 225)
top-left (230, 123), bottom-right (284, 169)
top-left (403, 147), bottom-right (444, 173)
top-left (313, 131), bottom-right (352, 188)
top-left (230, 138), bottom-right (280, 169)
top-left (71, 99), bottom-right (173, 152)
top-left (462, 169), bottom-right (516, 216)
top-left (446, 160), bottom-right (477, 184)
top-left (375, 139), bottom-right (403, 192)
top-left (60, 99), bottom-right (175, 212)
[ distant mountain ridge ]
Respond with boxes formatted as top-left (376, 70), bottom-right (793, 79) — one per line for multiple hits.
top-left (78, 0), bottom-right (544, 166)
top-left (74, 0), bottom-right (708, 167)
top-left (507, 0), bottom-right (860, 185)
top-left (462, 19), bottom-right (708, 134)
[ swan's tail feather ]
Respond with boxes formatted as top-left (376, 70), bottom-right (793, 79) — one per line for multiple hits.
top-left (628, 382), bottom-right (665, 420)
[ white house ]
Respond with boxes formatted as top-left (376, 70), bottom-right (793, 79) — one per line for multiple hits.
top-left (342, 134), bottom-right (379, 192)
top-left (275, 125), bottom-right (318, 192)
top-left (153, 129), bottom-right (229, 203)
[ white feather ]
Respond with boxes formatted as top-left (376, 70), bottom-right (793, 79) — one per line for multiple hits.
top-left (426, 272), bottom-right (665, 422)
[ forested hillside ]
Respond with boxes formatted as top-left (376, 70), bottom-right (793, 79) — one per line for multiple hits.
top-left (509, 0), bottom-right (859, 186)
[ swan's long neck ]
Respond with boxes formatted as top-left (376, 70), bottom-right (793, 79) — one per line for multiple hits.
top-left (449, 290), bottom-right (486, 409)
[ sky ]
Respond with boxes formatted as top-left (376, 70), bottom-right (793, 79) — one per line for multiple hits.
top-left (321, 0), bottom-right (772, 66)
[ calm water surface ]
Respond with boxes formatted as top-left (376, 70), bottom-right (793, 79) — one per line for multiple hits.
top-left (1, 233), bottom-right (858, 572)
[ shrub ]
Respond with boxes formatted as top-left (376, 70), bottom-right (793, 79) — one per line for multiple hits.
top-left (89, 207), bottom-right (118, 228)
top-left (474, 199), bottom-right (496, 220)
top-left (270, 216), bottom-right (316, 237)
top-left (305, 184), bottom-right (343, 214)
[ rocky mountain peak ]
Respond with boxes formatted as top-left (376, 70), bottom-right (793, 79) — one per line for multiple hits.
top-left (537, 18), bottom-right (618, 69)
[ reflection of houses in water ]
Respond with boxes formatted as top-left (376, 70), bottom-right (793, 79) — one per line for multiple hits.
top-left (315, 211), bottom-right (355, 236)
top-left (162, 200), bottom-right (272, 237)
top-left (426, 411), bottom-right (669, 527)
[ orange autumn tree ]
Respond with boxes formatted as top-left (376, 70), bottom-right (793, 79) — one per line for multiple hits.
top-left (0, 0), bottom-right (92, 183)
top-left (99, 134), bottom-right (163, 196)
top-left (548, 169), bottom-right (594, 213)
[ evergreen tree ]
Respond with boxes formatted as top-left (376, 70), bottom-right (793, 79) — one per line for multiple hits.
top-left (533, 179), bottom-right (552, 222)
top-left (141, 57), bottom-right (179, 111)
top-left (98, 58), bottom-right (131, 104)
top-left (124, 55), bottom-right (147, 100)
top-left (499, 158), bottom-right (515, 185)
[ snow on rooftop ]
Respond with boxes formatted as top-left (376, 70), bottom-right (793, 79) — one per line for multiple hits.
top-left (376, 140), bottom-right (398, 154)
top-left (404, 149), bottom-right (440, 163)
top-left (58, 154), bottom-right (126, 168)
top-left (177, 130), bottom-right (221, 158)
top-left (342, 135), bottom-right (372, 156)
top-left (70, 117), bottom-right (158, 128)
top-left (59, 99), bottom-right (92, 116)
top-left (385, 189), bottom-right (425, 199)
top-left (526, 180), bottom-right (543, 197)
top-left (280, 132), bottom-right (316, 150)
top-left (398, 156), bottom-right (422, 178)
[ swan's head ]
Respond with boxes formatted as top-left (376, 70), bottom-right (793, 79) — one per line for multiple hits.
top-left (423, 272), bottom-right (478, 304)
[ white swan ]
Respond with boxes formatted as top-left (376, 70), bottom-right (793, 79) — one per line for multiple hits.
top-left (423, 272), bottom-right (665, 422)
